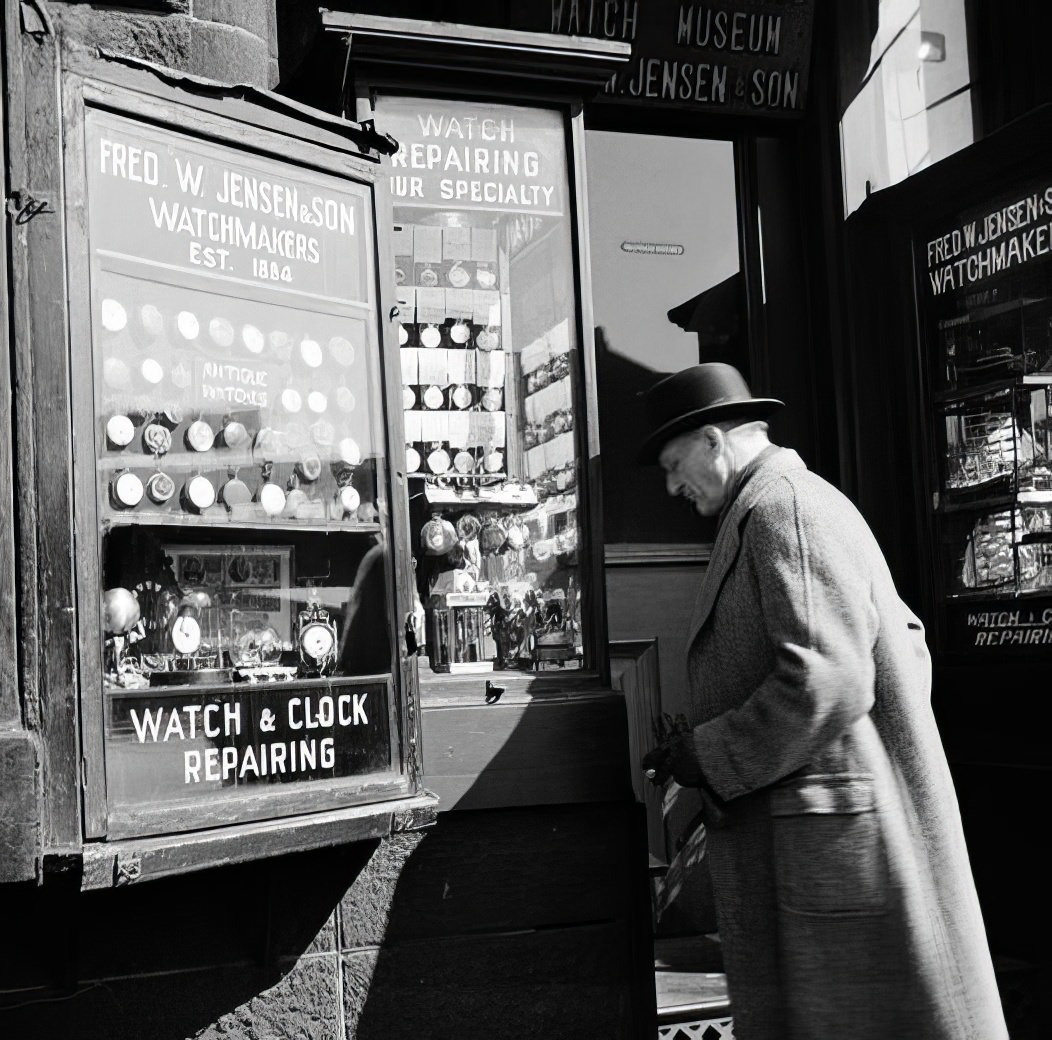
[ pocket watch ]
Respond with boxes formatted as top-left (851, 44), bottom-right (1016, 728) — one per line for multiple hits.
top-left (297, 604), bottom-right (338, 675)
top-left (171, 609), bottom-right (203, 655)
top-left (448, 261), bottom-right (471, 288)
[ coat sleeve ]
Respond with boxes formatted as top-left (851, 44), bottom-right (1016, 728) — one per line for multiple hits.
top-left (692, 480), bottom-right (879, 801)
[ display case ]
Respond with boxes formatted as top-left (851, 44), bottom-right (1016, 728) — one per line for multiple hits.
top-left (368, 93), bottom-right (592, 679)
top-left (64, 73), bottom-right (421, 841)
top-left (918, 172), bottom-right (1052, 655)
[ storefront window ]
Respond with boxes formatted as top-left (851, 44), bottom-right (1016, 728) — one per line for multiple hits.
top-left (586, 130), bottom-right (741, 547)
top-left (372, 95), bottom-right (585, 675)
top-left (84, 109), bottom-right (401, 826)
top-left (918, 172), bottom-right (1052, 655)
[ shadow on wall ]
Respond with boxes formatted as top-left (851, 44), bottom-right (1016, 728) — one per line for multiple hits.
top-left (595, 326), bottom-right (716, 547)
top-left (345, 690), bottom-right (651, 1038)
top-left (349, 802), bottom-right (648, 1038)
top-left (0, 841), bottom-right (377, 1039)
top-left (0, 702), bottom-right (652, 1039)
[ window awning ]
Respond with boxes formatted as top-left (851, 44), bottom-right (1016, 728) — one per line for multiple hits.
top-left (321, 11), bottom-right (632, 90)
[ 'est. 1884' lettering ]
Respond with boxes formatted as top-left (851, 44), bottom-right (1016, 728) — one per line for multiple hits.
top-left (254, 258), bottom-right (292, 282)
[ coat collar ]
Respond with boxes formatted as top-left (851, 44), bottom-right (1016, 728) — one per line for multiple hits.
top-left (686, 447), bottom-right (807, 647)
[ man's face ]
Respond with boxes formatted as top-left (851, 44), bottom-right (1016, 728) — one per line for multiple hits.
top-left (658, 427), bottom-right (730, 517)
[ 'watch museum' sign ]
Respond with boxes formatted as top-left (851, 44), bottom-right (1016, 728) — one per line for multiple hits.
top-left (519, 0), bottom-right (814, 116)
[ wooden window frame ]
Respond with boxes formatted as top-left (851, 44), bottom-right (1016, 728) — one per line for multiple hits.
top-left (13, 43), bottom-right (439, 885)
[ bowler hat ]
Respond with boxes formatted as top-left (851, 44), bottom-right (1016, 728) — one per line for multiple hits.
top-left (638, 363), bottom-right (783, 463)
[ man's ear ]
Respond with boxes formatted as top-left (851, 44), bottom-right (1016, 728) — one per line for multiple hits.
top-left (699, 424), bottom-right (725, 453)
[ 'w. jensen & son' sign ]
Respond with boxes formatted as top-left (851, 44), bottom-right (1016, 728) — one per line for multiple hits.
top-left (516, 0), bottom-right (814, 116)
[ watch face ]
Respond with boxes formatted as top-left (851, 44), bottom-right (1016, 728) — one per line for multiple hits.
top-left (300, 622), bottom-right (335, 661)
top-left (107, 414), bottom-right (134, 447)
top-left (113, 471), bottom-right (144, 508)
top-left (171, 614), bottom-right (202, 654)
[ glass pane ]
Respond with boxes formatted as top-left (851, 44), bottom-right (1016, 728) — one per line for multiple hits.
top-left (84, 109), bottom-right (399, 815)
top-left (372, 95), bottom-right (585, 675)
top-left (918, 171), bottom-right (1052, 655)
top-left (586, 130), bottom-right (741, 545)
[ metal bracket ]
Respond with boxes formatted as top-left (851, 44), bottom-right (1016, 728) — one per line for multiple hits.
top-left (115, 852), bottom-right (142, 886)
top-left (358, 119), bottom-right (400, 157)
top-left (391, 792), bottom-right (439, 833)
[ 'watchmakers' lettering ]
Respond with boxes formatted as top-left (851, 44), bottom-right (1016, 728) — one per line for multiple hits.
top-left (148, 199), bottom-right (321, 267)
top-left (926, 186), bottom-right (1052, 295)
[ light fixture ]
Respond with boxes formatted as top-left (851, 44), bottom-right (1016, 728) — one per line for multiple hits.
top-left (918, 31), bottom-right (946, 62)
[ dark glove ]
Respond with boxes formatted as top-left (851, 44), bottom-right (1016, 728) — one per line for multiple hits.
top-left (641, 731), bottom-right (705, 788)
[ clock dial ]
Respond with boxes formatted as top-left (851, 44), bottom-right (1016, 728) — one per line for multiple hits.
top-left (171, 614), bottom-right (202, 654)
top-left (300, 623), bottom-right (335, 661)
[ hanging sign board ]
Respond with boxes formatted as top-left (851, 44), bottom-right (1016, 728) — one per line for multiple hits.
top-left (374, 96), bottom-right (568, 216)
top-left (87, 110), bottom-right (371, 302)
top-left (514, 0), bottom-right (814, 117)
top-left (923, 182), bottom-right (1052, 299)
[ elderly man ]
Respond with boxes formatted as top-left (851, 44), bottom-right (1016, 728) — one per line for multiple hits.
top-left (639, 363), bottom-right (1007, 1040)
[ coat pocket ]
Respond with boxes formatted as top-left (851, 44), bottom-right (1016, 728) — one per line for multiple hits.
top-left (770, 774), bottom-right (888, 916)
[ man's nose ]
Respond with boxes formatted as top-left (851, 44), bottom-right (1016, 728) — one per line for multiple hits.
top-left (665, 472), bottom-right (680, 496)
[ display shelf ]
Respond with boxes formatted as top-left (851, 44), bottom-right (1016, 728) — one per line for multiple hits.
top-left (101, 514), bottom-right (382, 532)
top-left (422, 481), bottom-right (537, 508)
top-left (935, 372), bottom-right (1052, 406)
top-left (940, 490), bottom-right (1015, 514)
top-left (945, 583), bottom-right (1052, 601)
top-left (104, 670), bottom-right (391, 698)
top-left (937, 295), bottom-right (1046, 327)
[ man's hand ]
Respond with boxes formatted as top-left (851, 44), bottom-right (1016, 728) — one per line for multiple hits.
top-left (641, 730), bottom-right (704, 788)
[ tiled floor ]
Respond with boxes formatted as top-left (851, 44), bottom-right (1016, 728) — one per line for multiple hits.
top-left (655, 935), bottom-right (732, 1040)
top-left (658, 1020), bottom-right (734, 1040)
top-left (653, 941), bottom-right (1049, 1039)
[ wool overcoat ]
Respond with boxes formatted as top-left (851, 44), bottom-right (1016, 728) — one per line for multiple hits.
top-left (687, 447), bottom-right (1007, 1040)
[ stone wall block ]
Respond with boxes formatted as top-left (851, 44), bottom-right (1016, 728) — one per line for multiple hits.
top-left (193, 0), bottom-right (271, 40)
top-left (339, 830), bottom-right (427, 950)
top-left (197, 955), bottom-right (342, 1040)
top-left (52, 7), bottom-right (193, 71)
top-left (189, 20), bottom-right (270, 88)
top-left (0, 734), bottom-right (39, 883)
